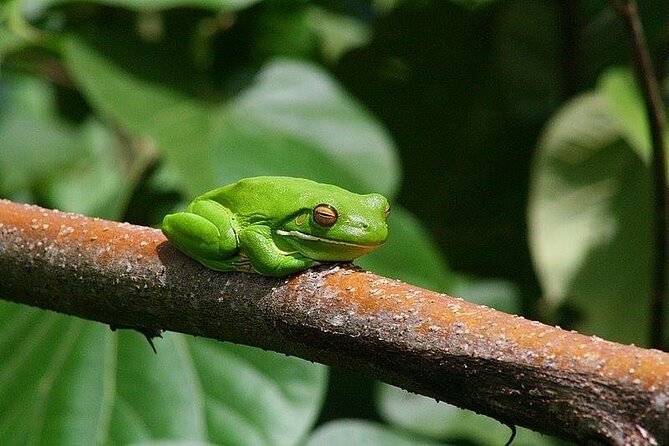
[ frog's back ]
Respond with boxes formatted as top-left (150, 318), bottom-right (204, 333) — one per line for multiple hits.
top-left (200, 176), bottom-right (318, 202)
top-left (198, 176), bottom-right (340, 222)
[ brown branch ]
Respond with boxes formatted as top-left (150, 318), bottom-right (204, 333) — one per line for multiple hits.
top-left (1, 199), bottom-right (669, 445)
top-left (609, 0), bottom-right (669, 349)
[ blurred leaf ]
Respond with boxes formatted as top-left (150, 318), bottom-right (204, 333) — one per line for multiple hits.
top-left (0, 77), bottom-right (82, 196)
top-left (0, 305), bottom-right (114, 445)
top-left (528, 84), bottom-right (657, 344)
top-left (356, 206), bottom-right (455, 292)
top-left (452, 277), bottom-right (520, 314)
top-left (45, 120), bottom-right (133, 219)
top-left (21, 0), bottom-right (261, 16)
top-left (0, 301), bottom-right (327, 445)
top-left (0, 76), bottom-right (129, 218)
top-left (111, 332), bottom-right (327, 445)
top-left (597, 67), bottom-right (669, 163)
top-left (208, 59), bottom-right (400, 195)
top-left (252, 3), bottom-right (317, 60)
top-left (64, 37), bottom-right (401, 197)
top-left (372, 0), bottom-right (404, 15)
top-left (450, 0), bottom-right (499, 8)
top-left (62, 37), bottom-right (222, 195)
top-left (0, 23), bottom-right (25, 59)
top-left (599, 69), bottom-right (647, 154)
top-left (0, 74), bottom-right (58, 118)
top-left (375, 384), bottom-right (556, 445)
top-left (62, 37), bottom-right (205, 138)
top-left (304, 420), bottom-right (442, 446)
top-left (307, 7), bottom-right (371, 62)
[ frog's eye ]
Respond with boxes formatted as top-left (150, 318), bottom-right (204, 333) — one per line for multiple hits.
top-left (313, 204), bottom-right (338, 227)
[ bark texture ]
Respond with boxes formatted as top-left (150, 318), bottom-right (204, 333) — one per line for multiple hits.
top-left (1, 199), bottom-right (668, 445)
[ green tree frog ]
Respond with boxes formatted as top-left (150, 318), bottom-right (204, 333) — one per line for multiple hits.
top-left (162, 176), bottom-right (390, 277)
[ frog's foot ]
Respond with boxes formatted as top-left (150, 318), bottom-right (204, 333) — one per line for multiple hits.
top-left (237, 226), bottom-right (318, 276)
top-left (162, 199), bottom-right (238, 264)
top-left (198, 255), bottom-right (253, 273)
top-left (254, 255), bottom-right (317, 277)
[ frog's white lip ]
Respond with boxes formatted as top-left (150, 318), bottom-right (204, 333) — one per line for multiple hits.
top-left (275, 229), bottom-right (377, 248)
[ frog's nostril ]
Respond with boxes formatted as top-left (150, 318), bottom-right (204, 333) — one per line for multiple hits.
top-left (350, 215), bottom-right (368, 228)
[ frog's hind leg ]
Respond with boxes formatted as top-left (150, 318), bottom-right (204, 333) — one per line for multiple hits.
top-left (162, 199), bottom-right (239, 270)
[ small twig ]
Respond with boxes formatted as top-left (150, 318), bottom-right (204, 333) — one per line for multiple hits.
top-left (1, 200), bottom-right (669, 444)
top-left (609, 0), bottom-right (668, 349)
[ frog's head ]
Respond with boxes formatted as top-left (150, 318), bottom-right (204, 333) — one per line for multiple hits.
top-left (275, 186), bottom-right (390, 262)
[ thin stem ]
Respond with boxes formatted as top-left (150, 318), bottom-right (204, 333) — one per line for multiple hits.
top-left (610, 0), bottom-right (668, 349)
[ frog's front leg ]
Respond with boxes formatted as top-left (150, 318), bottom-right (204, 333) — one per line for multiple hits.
top-left (239, 226), bottom-right (317, 277)
top-left (162, 199), bottom-right (239, 271)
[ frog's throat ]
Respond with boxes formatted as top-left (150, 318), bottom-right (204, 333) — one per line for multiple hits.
top-left (275, 229), bottom-right (376, 248)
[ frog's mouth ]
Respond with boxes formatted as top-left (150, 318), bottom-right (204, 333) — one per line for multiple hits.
top-left (275, 229), bottom-right (378, 248)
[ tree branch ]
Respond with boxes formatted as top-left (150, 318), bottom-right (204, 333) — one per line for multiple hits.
top-left (609, 0), bottom-right (669, 350)
top-left (1, 199), bottom-right (668, 445)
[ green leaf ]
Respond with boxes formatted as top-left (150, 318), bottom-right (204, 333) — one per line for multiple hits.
top-left (528, 88), bottom-right (656, 344)
top-left (62, 37), bottom-right (205, 138)
top-left (375, 384), bottom-right (556, 445)
top-left (44, 120), bottom-right (132, 219)
top-left (0, 302), bottom-right (327, 445)
top-left (598, 68), bottom-right (650, 161)
top-left (64, 37), bottom-right (401, 197)
top-left (0, 22), bottom-right (25, 59)
top-left (251, 3), bottom-right (317, 61)
top-left (0, 76), bottom-right (129, 218)
top-left (304, 420), bottom-right (443, 446)
top-left (207, 59), bottom-right (400, 196)
top-left (307, 7), bottom-right (371, 62)
top-left (598, 67), bottom-right (669, 164)
top-left (0, 306), bottom-right (112, 445)
top-left (451, 277), bottom-right (520, 314)
top-left (355, 206), bottom-right (455, 292)
top-left (21, 0), bottom-right (261, 15)
top-left (0, 76), bottom-right (83, 196)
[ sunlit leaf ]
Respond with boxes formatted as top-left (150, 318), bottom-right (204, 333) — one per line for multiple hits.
top-left (64, 37), bottom-right (401, 197)
top-left (597, 67), bottom-right (669, 164)
top-left (0, 302), bottom-right (327, 445)
top-left (207, 59), bottom-right (400, 196)
top-left (528, 81), bottom-right (661, 344)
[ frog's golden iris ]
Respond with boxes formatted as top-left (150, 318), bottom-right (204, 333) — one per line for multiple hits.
top-left (313, 204), bottom-right (338, 227)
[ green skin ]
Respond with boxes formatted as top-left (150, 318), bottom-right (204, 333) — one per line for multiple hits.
top-left (162, 176), bottom-right (390, 277)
